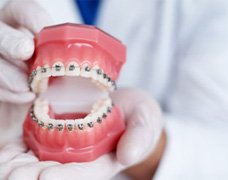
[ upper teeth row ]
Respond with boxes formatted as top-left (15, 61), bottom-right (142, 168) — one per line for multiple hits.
top-left (28, 61), bottom-right (117, 93)
top-left (30, 98), bottom-right (113, 131)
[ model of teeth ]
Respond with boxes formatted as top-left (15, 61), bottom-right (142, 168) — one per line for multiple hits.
top-left (23, 23), bottom-right (126, 163)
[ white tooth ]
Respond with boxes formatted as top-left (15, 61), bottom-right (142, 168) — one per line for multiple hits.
top-left (66, 61), bottom-right (80, 76)
top-left (34, 105), bottom-right (48, 120)
top-left (92, 99), bottom-right (103, 112)
top-left (91, 65), bottom-right (99, 80)
top-left (36, 98), bottom-right (48, 109)
top-left (37, 78), bottom-right (49, 93)
top-left (95, 99), bottom-right (108, 117)
top-left (35, 66), bottom-right (42, 80)
top-left (93, 113), bottom-right (99, 122)
top-left (101, 75), bottom-right (107, 86)
top-left (34, 100), bottom-right (41, 111)
top-left (66, 120), bottom-right (75, 130)
top-left (34, 98), bottom-right (49, 123)
top-left (84, 115), bottom-right (92, 124)
top-left (47, 118), bottom-right (56, 125)
top-left (34, 106), bottom-right (39, 118)
top-left (41, 65), bottom-right (51, 78)
top-left (40, 99), bottom-right (48, 106)
top-left (86, 114), bottom-right (96, 127)
top-left (31, 70), bottom-right (42, 93)
top-left (66, 119), bottom-right (74, 123)
top-left (107, 81), bottom-right (113, 89)
top-left (34, 98), bottom-right (42, 105)
top-left (93, 111), bottom-right (99, 119)
top-left (47, 118), bottom-right (55, 124)
top-left (105, 98), bottom-right (112, 107)
top-left (36, 66), bottom-right (41, 73)
top-left (97, 73), bottom-right (103, 84)
top-left (40, 103), bottom-right (49, 114)
top-left (75, 118), bottom-right (84, 123)
top-left (56, 120), bottom-right (65, 131)
top-left (80, 63), bottom-right (91, 78)
top-left (75, 119), bottom-right (84, 129)
top-left (101, 105), bottom-right (107, 114)
top-left (56, 120), bottom-right (65, 124)
top-left (40, 113), bottom-right (49, 122)
top-left (30, 65), bottom-right (51, 93)
top-left (38, 120), bottom-right (45, 127)
top-left (32, 66), bottom-right (49, 93)
top-left (97, 107), bottom-right (104, 118)
top-left (47, 119), bottom-right (56, 130)
top-left (90, 114), bottom-right (97, 122)
top-left (52, 61), bottom-right (65, 76)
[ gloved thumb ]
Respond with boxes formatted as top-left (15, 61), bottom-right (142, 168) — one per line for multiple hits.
top-left (111, 88), bottom-right (163, 166)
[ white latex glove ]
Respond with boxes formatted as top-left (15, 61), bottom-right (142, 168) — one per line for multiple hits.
top-left (0, 0), bottom-right (53, 102)
top-left (0, 88), bottom-right (163, 180)
top-left (0, 0), bottom-right (53, 145)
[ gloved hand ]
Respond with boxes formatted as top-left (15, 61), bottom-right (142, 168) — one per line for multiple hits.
top-left (0, 88), bottom-right (164, 180)
top-left (0, 0), bottom-right (53, 103)
top-left (0, 0), bottom-right (53, 145)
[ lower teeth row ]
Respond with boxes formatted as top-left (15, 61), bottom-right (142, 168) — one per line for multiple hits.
top-left (30, 103), bottom-right (113, 131)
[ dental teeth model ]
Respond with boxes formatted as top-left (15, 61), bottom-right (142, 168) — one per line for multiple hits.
top-left (23, 23), bottom-right (126, 163)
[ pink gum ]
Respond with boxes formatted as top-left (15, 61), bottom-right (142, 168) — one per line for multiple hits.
top-left (23, 107), bottom-right (125, 163)
top-left (32, 42), bottom-right (119, 80)
top-left (30, 23), bottom-right (126, 80)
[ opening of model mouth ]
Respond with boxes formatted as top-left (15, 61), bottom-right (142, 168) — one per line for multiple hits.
top-left (28, 61), bottom-right (116, 132)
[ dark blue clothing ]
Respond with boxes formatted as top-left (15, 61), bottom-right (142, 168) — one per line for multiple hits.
top-left (75, 0), bottom-right (101, 25)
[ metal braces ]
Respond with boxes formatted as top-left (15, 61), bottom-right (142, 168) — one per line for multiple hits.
top-left (29, 104), bottom-right (114, 131)
top-left (28, 65), bottom-right (117, 91)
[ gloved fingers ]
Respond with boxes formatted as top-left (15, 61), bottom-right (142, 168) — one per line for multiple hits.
top-left (0, 139), bottom-right (26, 164)
top-left (111, 88), bottom-right (163, 165)
top-left (1, 0), bottom-right (53, 33)
top-left (0, 21), bottom-right (34, 60)
top-left (116, 105), bottom-right (158, 165)
top-left (18, 26), bottom-right (34, 39)
top-left (8, 161), bottom-right (60, 180)
top-left (0, 57), bottom-right (30, 92)
top-left (39, 153), bottom-right (124, 180)
top-left (0, 88), bottom-right (35, 103)
top-left (0, 151), bottom-right (38, 180)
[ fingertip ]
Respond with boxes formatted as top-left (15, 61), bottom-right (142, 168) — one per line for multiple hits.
top-left (15, 38), bottom-right (34, 60)
top-left (8, 161), bottom-right (60, 180)
top-left (116, 126), bottom-right (151, 166)
top-left (40, 167), bottom-right (62, 180)
top-left (117, 144), bottom-right (143, 166)
top-left (8, 168), bottom-right (29, 180)
top-left (18, 92), bottom-right (35, 103)
top-left (9, 92), bottom-right (35, 104)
